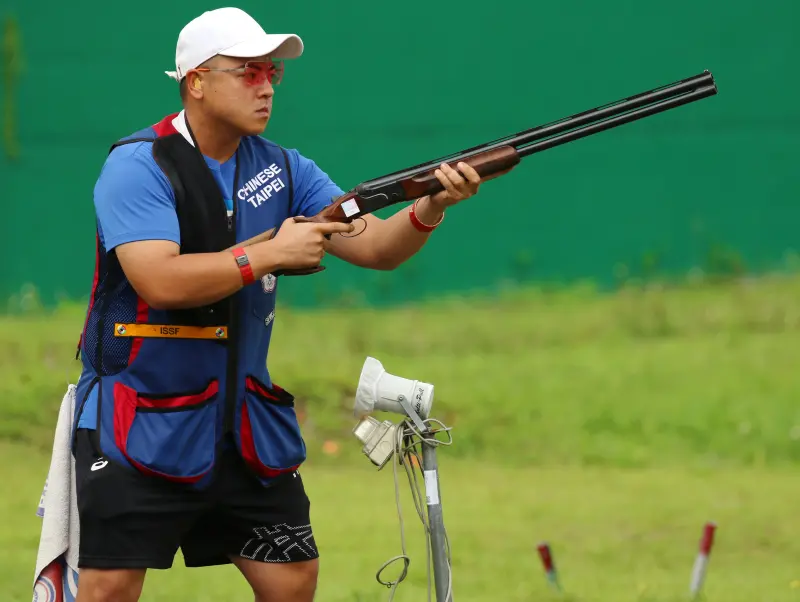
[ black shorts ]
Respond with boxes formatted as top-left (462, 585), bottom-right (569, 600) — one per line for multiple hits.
top-left (73, 428), bottom-right (318, 570)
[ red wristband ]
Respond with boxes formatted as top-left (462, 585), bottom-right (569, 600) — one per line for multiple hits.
top-left (408, 198), bottom-right (444, 232)
top-left (232, 247), bottom-right (255, 286)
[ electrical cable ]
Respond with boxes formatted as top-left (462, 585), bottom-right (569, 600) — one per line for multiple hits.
top-left (373, 417), bottom-right (454, 602)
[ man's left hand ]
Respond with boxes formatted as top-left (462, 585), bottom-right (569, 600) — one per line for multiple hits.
top-left (429, 161), bottom-right (482, 210)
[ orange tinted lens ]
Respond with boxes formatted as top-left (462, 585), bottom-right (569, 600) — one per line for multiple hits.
top-left (244, 61), bottom-right (283, 86)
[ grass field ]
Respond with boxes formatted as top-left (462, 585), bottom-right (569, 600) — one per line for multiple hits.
top-left (2, 274), bottom-right (800, 600)
top-left (5, 441), bottom-right (800, 602)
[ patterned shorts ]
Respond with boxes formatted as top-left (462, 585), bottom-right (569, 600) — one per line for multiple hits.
top-left (74, 428), bottom-right (319, 569)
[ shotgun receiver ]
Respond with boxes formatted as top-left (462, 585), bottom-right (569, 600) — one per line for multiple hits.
top-left (265, 70), bottom-right (718, 275)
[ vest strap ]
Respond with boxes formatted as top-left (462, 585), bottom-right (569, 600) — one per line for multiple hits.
top-left (113, 323), bottom-right (228, 340)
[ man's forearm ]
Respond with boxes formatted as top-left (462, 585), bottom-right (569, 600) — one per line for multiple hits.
top-left (136, 241), bottom-right (282, 310)
top-left (370, 196), bottom-right (445, 270)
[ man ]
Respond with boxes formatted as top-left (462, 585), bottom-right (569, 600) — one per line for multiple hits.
top-left (72, 6), bottom-right (482, 602)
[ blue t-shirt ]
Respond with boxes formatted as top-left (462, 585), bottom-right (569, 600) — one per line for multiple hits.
top-left (92, 140), bottom-right (343, 251)
top-left (77, 138), bottom-right (344, 429)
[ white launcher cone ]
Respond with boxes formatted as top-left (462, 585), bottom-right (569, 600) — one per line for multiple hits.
top-left (690, 522), bottom-right (717, 599)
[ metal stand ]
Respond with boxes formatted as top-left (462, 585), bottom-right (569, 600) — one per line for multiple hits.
top-left (421, 436), bottom-right (452, 602)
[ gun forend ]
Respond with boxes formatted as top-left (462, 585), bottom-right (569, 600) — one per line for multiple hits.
top-left (399, 146), bottom-right (521, 200)
top-left (351, 145), bottom-right (521, 211)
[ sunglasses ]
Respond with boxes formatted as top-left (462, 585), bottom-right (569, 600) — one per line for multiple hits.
top-left (193, 59), bottom-right (284, 87)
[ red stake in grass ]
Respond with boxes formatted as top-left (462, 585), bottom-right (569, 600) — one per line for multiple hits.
top-left (690, 522), bottom-right (717, 600)
top-left (537, 542), bottom-right (562, 593)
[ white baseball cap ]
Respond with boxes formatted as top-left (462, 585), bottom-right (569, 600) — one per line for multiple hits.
top-left (165, 7), bottom-right (304, 81)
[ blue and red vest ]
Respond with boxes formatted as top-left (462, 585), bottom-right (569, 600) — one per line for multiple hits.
top-left (74, 113), bottom-right (307, 489)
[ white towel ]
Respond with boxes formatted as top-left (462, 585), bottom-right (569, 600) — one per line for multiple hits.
top-left (32, 384), bottom-right (81, 602)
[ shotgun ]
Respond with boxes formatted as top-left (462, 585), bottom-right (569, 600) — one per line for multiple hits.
top-left (243, 70), bottom-right (718, 275)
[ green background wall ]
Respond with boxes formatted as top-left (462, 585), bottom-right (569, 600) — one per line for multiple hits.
top-left (1, 0), bottom-right (797, 309)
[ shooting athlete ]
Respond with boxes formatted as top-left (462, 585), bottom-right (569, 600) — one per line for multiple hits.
top-left (71, 7), bottom-right (482, 602)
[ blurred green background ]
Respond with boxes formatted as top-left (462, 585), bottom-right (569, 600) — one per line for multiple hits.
top-left (2, 0), bottom-right (798, 309)
top-left (3, 2), bottom-right (800, 601)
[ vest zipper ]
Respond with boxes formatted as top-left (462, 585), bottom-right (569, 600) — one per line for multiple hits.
top-left (223, 163), bottom-right (240, 439)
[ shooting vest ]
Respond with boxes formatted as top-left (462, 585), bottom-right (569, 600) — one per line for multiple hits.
top-left (75, 112), bottom-right (305, 489)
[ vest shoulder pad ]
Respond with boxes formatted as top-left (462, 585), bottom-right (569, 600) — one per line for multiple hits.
top-left (108, 127), bottom-right (157, 155)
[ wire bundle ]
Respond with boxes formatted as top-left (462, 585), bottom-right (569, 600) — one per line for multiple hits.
top-left (373, 417), bottom-right (455, 602)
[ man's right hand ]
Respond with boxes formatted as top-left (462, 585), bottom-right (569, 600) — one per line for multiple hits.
top-left (266, 217), bottom-right (355, 271)
top-left (113, 218), bottom-right (354, 311)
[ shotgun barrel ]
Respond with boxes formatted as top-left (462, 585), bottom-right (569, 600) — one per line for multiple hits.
top-left (515, 82), bottom-right (717, 158)
top-left (354, 70), bottom-right (717, 197)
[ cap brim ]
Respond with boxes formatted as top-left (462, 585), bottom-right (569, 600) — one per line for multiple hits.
top-left (219, 33), bottom-right (304, 60)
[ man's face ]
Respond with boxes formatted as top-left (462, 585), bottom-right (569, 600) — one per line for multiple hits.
top-left (193, 54), bottom-right (279, 135)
